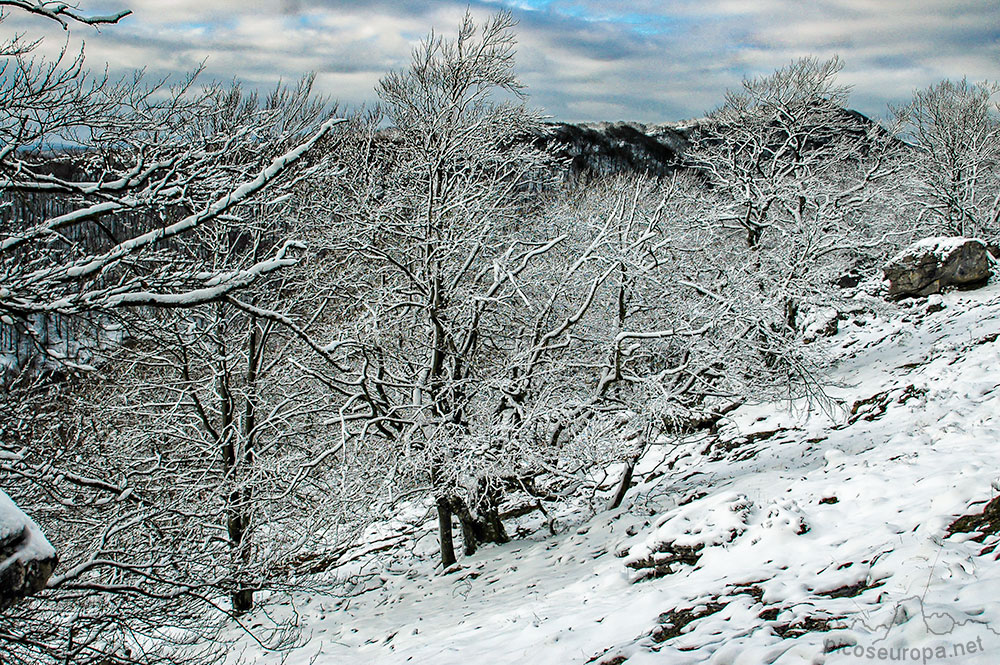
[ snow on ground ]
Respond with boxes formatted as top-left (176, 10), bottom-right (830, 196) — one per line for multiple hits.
top-left (888, 236), bottom-right (977, 263)
top-left (232, 282), bottom-right (1000, 665)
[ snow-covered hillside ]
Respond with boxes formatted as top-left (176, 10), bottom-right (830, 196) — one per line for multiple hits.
top-left (233, 282), bottom-right (1000, 665)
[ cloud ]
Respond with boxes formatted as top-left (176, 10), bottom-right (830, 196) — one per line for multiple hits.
top-left (2, 0), bottom-right (997, 122)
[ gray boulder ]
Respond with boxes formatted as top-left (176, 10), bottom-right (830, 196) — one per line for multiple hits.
top-left (0, 490), bottom-right (57, 610)
top-left (883, 237), bottom-right (992, 299)
top-left (802, 307), bottom-right (839, 343)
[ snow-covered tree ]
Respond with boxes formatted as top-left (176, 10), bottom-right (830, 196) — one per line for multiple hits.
top-left (298, 11), bottom-right (564, 569)
top-left (895, 78), bottom-right (1000, 238)
top-left (0, 195), bottom-right (385, 663)
top-left (511, 172), bottom-right (824, 511)
top-left (686, 56), bottom-right (905, 329)
top-left (0, 4), bottom-right (340, 371)
top-left (0, 3), bottom-right (345, 663)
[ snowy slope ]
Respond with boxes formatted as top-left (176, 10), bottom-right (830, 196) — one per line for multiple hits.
top-left (233, 282), bottom-right (1000, 665)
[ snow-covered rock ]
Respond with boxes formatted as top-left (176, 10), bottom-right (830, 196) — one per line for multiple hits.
top-left (883, 236), bottom-right (991, 298)
top-left (802, 306), bottom-right (840, 342)
top-left (0, 490), bottom-right (57, 610)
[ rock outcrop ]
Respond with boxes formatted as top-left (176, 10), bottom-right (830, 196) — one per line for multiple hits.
top-left (802, 307), bottom-right (840, 343)
top-left (883, 237), bottom-right (992, 299)
top-left (0, 490), bottom-right (57, 610)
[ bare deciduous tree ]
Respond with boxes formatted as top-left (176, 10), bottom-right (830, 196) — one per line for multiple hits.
top-left (895, 77), bottom-right (1000, 238)
top-left (0, 3), bottom-right (347, 663)
top-left (507, 172), bottom-right (823, 512)
top-left (297, 11), bottom-right (562, 570)
top-left (686, 56), bottom-right (906, 330)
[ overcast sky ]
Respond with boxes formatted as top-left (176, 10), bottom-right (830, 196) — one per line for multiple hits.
top-left (8, 0), bottom-right (1000, 123)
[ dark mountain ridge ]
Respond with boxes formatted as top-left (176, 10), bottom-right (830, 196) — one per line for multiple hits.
top-left (540, 120), bottom-right (694, 178)
top-left (539, 108), bottom-right (895, 179)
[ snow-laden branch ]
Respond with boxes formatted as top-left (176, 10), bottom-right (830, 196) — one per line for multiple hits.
top-left (613, 324), bottom-right (713, 345)
top-left (94, 242), bottom-right (303, 308)
top-left (3, 117), bottom-right (345, 315)
top-left (0, 201), bottom-right (126, 253)
top-left (60, 117), bottom-right (344, 283)
top-left (0, 1), bottom-right (131, 28)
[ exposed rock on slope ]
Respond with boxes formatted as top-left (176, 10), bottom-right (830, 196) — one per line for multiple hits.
top-left (0, 490), bottom-right (57, 610)
top-left (883, 236), bottom-right (992, 298)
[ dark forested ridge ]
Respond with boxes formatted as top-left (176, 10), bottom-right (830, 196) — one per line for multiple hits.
top-left (539, 120), bottom-right (692, 177)
top-left (537, 108), bottom-right (897, 179)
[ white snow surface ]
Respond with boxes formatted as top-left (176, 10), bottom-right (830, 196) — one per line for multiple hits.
top-left (231, 282), bottom-right (1000, 665)
top-left (0, 489), bottom-right (56, 574)
top-left (889, 236), bottom-right (983, 263)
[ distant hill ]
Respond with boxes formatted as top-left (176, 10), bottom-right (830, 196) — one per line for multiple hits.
top-left (538, 108), bottom-right (894, 179)
top-left (538, 120), bottom-right (694, 178)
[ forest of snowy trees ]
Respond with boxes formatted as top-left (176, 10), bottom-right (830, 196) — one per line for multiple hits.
top-left (1, 2), bottom-right (999, 664)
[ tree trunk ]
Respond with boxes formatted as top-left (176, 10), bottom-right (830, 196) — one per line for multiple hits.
top-left (475, 483), bottom-right (509, 548)
top-left (608, 454), bottom-right (639, 510)
top-left (784, 298), bottom-right (798, 333)
top-left (230, 316), bottom-right (261, 615)
top-left (437, 496), bottom-right (457, 570)
top-left (216, 307), bottom-right (261, 615)
top-left (448, 488), bottom-right (509, 557)
top-left (232, 586), bottom-right (254, 615)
